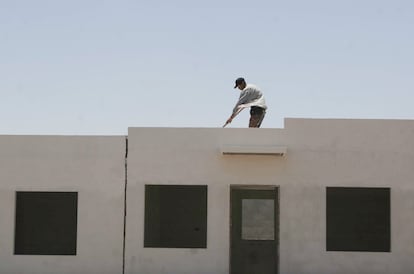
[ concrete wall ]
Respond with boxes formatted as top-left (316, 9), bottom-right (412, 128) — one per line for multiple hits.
top-left (125, 127), bottom-right (288, 274)
top-left (125, 119), bottom-right (414, 274)
top-left (280, 118), bottom-right (414, 274)
top-left (0, 136), bottom-right (126, 274)
top-left (2, 118), bottom-right (414, 274)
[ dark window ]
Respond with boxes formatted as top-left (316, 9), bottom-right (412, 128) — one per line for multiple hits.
top-left (144, 185), bottom-right (207, 248)
top-left (326, 187), bottom-right (390, 252)
top-left (14, 192), bottom-right (78, 255)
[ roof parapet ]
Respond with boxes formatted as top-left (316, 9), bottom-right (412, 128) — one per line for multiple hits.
top-left (220, 145), bottom-right (287, 156)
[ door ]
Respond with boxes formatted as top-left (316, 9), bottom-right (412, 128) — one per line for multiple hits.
top-left (230, 186), bottom-right (279, 274)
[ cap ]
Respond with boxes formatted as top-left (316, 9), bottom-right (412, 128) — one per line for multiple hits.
top-left (234, 77), bottom-right (245, 88)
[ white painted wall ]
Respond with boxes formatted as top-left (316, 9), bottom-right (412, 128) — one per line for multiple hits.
top-left (0, 136), bottom-right (126, 274)
top-left (125, 127), bottom-right (287, 274)
top-left (1, 118), bottom-right (414, 274)
top-left (280, 118), bottom-right (414, 274)
top-left (125, 119), bottom-right (414, 274)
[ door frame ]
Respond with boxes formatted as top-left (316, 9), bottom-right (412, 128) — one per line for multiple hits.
top-left (229, 185), bottom-right (280, 274)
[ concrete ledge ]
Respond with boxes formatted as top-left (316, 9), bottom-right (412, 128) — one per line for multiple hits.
top-left (220, 145), bottom-right (287, 156)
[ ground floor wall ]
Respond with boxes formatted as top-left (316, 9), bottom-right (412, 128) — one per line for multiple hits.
top-left (0, 136), bottom-right (126, 274)
top-left (1, 119), bottom-right (414, 274)
top-left (123, 183), bottom-right (414, 274)
top-left (125, 123), bottom-right (414, 274)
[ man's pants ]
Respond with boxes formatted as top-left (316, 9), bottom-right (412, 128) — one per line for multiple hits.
top-left (249, 106), bottom-right (266, 128)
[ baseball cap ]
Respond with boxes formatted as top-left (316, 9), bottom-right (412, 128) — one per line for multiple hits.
top-left (234, 77), bottom-right (245, 88)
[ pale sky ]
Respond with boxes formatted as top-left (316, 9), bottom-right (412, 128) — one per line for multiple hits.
top-left (1, 0), bottom-right (413, 134)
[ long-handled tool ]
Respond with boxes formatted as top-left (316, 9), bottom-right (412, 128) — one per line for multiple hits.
top-left (222, 107), bottom-right (244, 127)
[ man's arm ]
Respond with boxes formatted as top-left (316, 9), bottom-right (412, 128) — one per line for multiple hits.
top-left (231, 90), bottom-right (249, 114)
top-left (223, 106), bottom-right (244, 127)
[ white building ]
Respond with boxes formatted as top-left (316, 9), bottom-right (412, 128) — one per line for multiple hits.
top-left (1, 118), bottom-right (414, 274)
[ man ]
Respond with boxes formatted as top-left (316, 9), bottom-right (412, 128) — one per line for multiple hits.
top-left (224, 77), bottom-right (267, 128)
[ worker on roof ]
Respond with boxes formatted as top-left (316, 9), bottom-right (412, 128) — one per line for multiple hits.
top-left (224, 77), bottom-right (267, 128)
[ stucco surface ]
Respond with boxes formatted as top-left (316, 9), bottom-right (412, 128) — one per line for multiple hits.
top-left (0, 136), bottom-right (126, 274)
top-left (1, 118), bottom-right (414, 274)
top-left (125, 119), bottom-right (414, 274)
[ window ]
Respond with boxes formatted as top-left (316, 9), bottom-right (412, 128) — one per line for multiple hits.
top-left (144, 185), bottom-right (207, 248)
top-left (14, 192), bottom-right (78, 255)
top-left (326, 187), bottom-right (390, 252)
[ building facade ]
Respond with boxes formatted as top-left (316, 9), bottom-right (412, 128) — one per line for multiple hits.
top-left (1, 118), bottom-right (414, 274)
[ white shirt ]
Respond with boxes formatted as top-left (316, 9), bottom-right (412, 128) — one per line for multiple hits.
top-left (232, 84), bottom-right (267, 115)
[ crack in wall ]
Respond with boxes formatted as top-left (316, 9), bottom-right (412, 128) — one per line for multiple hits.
top-left (122, 136), bottom-right (128, 274)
